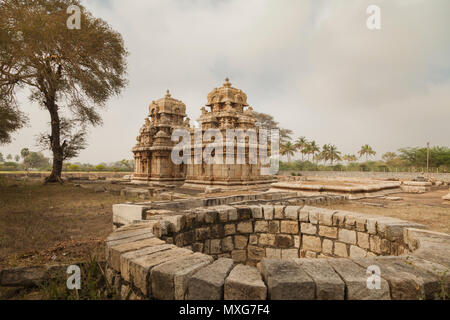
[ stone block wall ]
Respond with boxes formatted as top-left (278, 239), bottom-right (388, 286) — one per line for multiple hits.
top-left (149, 205), bottom-right (426, 266)
top-left (105, 204), bottom-right (450, 300)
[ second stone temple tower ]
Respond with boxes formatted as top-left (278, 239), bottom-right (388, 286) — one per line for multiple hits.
top-left (132, 78), bottom-right (274, 188)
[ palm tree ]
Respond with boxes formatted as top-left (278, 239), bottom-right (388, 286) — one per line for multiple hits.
top-left (320, 144), bottom-right (330, 164)
top-left (294, 137), bottom-right (308, 161)
top-left (359, 144), bottom-right (376, 162)
top-left (308, 140), bottom-right (320, 163)
top-left (280, 141), bottom-right (296, 163)
top-left (328, 144), bottom-right (341, 165)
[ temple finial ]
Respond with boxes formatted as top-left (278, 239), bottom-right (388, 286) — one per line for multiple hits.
top-left (224, 77), bottom-right (231, 87)
top-left (166, 89), bottom-right (171, 97)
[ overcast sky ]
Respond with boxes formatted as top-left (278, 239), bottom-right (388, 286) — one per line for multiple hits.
top-left (1, 0), bottom-right (449, 163)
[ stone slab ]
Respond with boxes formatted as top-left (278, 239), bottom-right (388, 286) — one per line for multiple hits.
top-left (129, 247), bottom-right (192, 296)
top-left (109, 237), bottom-right (164, 271)
top-left (224, 264), bottom-right (267, 300)
top-left (294, 258), bottom-right (345, 300)
top-left (151, 252), bottom-right (214, 300)
top-left (187, 258), bottom-right (235, 300)
top-left (327, 258), bottom-right (390, 300)
top-left (120, 243), bottom-right (174, 282)
top-left (260, 259), bottom-right (315, 300)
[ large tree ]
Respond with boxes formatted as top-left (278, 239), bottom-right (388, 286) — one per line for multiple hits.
top-left (0, 0), bottom-right (128, 182)
top-left (253, 111), bottom-right (293, 144)
top-left (0, 101), bottom-right (27, 144)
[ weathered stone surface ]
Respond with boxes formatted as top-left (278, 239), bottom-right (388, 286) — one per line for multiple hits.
top-left (322, 239), bottom-right (333, 255)
top-left (328, 258), bottom-right (390, 300)
top-left (109, 237), bottom-right (164, 271)
top-left (377, 219), bottom-right (427, 241)
top-left (249, 205), bottom-right (263, 219)
top-left (222, 236), bottom-right (234, 252)
top-left (151, 252), bottom-right (213, 300)
top-left (247, 245), bottom-right (266, 261)
top-left (210, 239), bottom-right (222, 254)
top-left (298, 206), bottom-right (310, 222)
top-left (224, 264), bottom-right (267, 300)
top-left (129, 247), bottom-right (192, 295)
top-left (236, 206), bottom-right (252, 220)
top-left (275, 234), bottom-right (294, 248)
top-left (370, 235), bottom-right (382, 254)
top-left (338, 229), bottom-right (357, 245)
top-left (317, 208), bottom-right (335, 226)
top-left (273, 206), bottom-right (284, 219)
top-left (0, 266), bottom-right (53, 287)
top-left (353, 256), bottom-right (441, 300)
top-left (106, 232), bottom-right (155, 254)
top-left (224, 223), bottom-right (236, 236)
top-left (120, 243), bottom-right (173, 281)
top-left (234, 235), bottom-right (248, 249)
top-left (231, 250), bottom-right (247, 263)
top-left (265, 248), bottom-right (281, 259)
top-left (349, 245), bottom-right (367, 258)
top-left (284, 206), bottom-right (300, 220)
top-left (302, 235), bottom-right (321, 252)
top-left (112, 203), bottom-right (151, 226)
top-left (318, 226), bottom-right (338, 238)
top-left (258, 233), bottom-right (276, 246)
top-left (332, 210), bottom-right (349, 227)
top-left (107, 224), bottom-right (153, 242)
top-left (260, 259), bottom-right (314, 300)
top-left (280, 221), bottom-right (299, 234)
top-left (188, 258), bottom-right (234, 300)
top-left (333, 242), bottom-right (348, 257)
top-left (254, 220), bottom-right (269, 233)
top-left (268, 221), bottom-right (279, 233)
top-left (237, 221), bottom-right (253, 234)
top-left (262, 205), bottom-right (274, 220)
top-left (281, 248), bottom-right (299, 260)
top-left (294, 258), bottom-right (345, 300)
top-left (300, 223), bottom-right (317, 235)
top-left (357, 232), bottom-right (370, 249)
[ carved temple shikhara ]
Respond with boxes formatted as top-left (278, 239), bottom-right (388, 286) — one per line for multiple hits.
top-left (132, 78), bottom-right (275, 188)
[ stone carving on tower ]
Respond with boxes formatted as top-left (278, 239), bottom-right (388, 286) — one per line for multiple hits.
top-left (132, 90), bottom-right (188, 184)
top-left (184, 78), bottom-right (274, 188)
top-left (132, 79), bottom-right (275, 188)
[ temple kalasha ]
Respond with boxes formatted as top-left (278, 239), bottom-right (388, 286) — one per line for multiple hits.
top-left (132, 78), bottom-right (274, 188)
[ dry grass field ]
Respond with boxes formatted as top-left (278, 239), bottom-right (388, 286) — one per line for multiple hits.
top-left (0, 177), bottom-right (137, 269)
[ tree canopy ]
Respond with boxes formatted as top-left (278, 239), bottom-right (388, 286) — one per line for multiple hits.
top-left (0, 0), bottom-right (128, 182)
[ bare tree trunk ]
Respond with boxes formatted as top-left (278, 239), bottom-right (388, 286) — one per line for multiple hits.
top-left (45, 99), bottom-right (64, 184)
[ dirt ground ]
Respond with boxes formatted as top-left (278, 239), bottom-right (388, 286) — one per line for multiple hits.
top-left (0, 177), bottom-right (140, 269)
top-left (318, 188), bottom-right (450, 234)
top-left (1, 177), bottom-right (449, 270)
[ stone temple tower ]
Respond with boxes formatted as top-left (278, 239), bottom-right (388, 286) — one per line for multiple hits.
top-left (184, 78), bottom-right (274, 188)
top-left (132, 90), bottom-right (190, 184)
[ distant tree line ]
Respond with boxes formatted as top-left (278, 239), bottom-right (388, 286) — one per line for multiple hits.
top-left (280, 137), bottom-right (450, 173)
top-left (0, 149), bottom-right (133, 172)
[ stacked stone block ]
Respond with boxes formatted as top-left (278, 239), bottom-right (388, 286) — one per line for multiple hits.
top-left (104, 204), bottom-right (450, 300)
